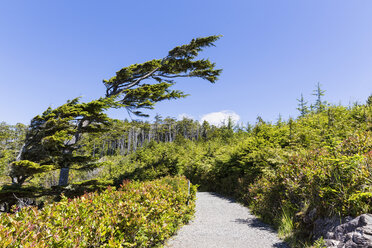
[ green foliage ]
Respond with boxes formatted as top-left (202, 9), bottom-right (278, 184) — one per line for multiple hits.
top-left (297, 94), bottom-right (309, 117)
top-left (312, 237), bottom-right (326, 248)
top-left (9, 160), bottom-right (54, 186)
top-left (103, 35), bottom-right (222, 117)
top-left (0, 122), bottom-right (27, 178)
top-left (21, 97), bottom-right (114, 165)
top-left (0, 185), bottom-right (45, 203)
top-left (126, 141), bottom-right (182, 180)
top-left (249, 143), bottom-right (371, 218)
top-left (0, 82), bottom-right (369, 248)
top-left (12, 97), bottom-right (118, 187)
top-left (92, 98), bottom-right (371, 247)
top-left (367, 94), bottom-right (372, 106)
top-left (0, 176), bottom-right (196, 247)
top-left (312, 83), bottom-right (327, 113)
top-left (278, 206), bottom-right (295, 240)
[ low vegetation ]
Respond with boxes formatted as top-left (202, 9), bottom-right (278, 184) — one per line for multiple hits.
top-left (0, 176), bottom-right (196, 247)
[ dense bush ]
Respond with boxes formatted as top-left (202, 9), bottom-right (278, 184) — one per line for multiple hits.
top-left (0, 176), bottom-right (196, 247)
top-left (247, 131), bottom-right (371, 237)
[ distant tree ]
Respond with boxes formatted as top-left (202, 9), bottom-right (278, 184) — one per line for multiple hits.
top-left (288, 117), bottom-right (294, 141)
top-left (201, 120), bottom-right (211, 139)
top-left (0, 122), bottom-right (13, 175)
top-left (297, 93), bottom-right (309, 117)
top-left (176, 117), bottom-right (196, 140)
top-left (256, 116), bottom-right (265, 125)
top-left (0, 122), bottom-right (27, 176)
top-left (366, 94), bottom-right (372, 131)
top-left (312, 82), bottom-right (326, 112)
top-left (225, 116), bottom-right (235, 131)
top-left (367, 94), bottom-right (372, 106)
top-left (163, 117), bottom-right (177, 142)
top-left (217, 116), bottom-right (235, 139)
top-left (276, 114), bottom-right (283, 127)
top-left (234, 122), bottom-right (246, 133)
top-left (244, 122), bottom-right (253, 133)
top-left (13, 35), bottom-right (222, 186)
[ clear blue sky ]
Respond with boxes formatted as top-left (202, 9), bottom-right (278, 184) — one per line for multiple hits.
top-left (1, 1), bottom-right (371, 125)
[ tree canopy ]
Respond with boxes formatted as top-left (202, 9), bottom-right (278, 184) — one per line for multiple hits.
top-left (11, 97), bottom-right (116, 186)
top-left (103, 35), bottom-right (222, 117)
top-left (10, 35), bottom-right (222, 186)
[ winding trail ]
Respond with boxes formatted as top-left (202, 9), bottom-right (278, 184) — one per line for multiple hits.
top-left (166, 192), bottom-right (289, 248)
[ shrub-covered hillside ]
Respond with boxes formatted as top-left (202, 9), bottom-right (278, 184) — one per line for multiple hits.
top-left (0, 93), bottom-right (371, 247)
top-left (91, 95), bottom-right (371, 246)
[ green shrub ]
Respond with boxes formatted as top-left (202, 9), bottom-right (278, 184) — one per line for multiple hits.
top-left (247, 131), bottom-right (372, 243)
top-left (0, 176), bottom-right (196, 247)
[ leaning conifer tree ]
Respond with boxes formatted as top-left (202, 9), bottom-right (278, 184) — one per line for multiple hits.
top-left (103, 35), bottom-right (222, 116)
top-left (10, 97), bottom-right (117, 186)
top-left (11, 35), bottom-right (222, 187)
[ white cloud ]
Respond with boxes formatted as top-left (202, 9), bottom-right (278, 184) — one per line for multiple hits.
top-left (200, 110), bottom-right (240, 127)
top-left (177, 113), bottom-right (194, 120)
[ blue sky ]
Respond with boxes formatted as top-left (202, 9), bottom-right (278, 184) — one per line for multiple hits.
top-left (1, 1), bottom-right (371, 126)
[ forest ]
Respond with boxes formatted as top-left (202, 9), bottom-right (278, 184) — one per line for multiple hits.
top-left (0, 35), bottom-right (371, 247)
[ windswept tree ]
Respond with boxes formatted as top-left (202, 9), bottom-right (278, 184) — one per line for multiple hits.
top-left (103, 35), bottom-right (222, 117)
top-left (12, 35), bottom-right (222, 187)
top-left (10, 97), bottom-right (117, 186)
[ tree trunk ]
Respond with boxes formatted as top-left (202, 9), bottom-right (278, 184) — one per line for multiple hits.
top-left (58, 167), bottom-right (70, 186)
top-left (127, 130), bottom-right (131, 154)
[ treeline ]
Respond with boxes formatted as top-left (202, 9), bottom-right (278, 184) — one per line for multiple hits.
top-left (0, 116), bottom-right (225, 182)
top-left (81, 115), bottom-right (222, 157)
top-left (0, 116), bottom-right (234, 194)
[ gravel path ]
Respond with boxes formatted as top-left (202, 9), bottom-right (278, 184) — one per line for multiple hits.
top-left (166, 192), bottom-right (289, 248)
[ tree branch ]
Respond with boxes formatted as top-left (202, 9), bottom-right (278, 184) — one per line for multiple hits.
top-left (107, 67), bottom-right (161, 97)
